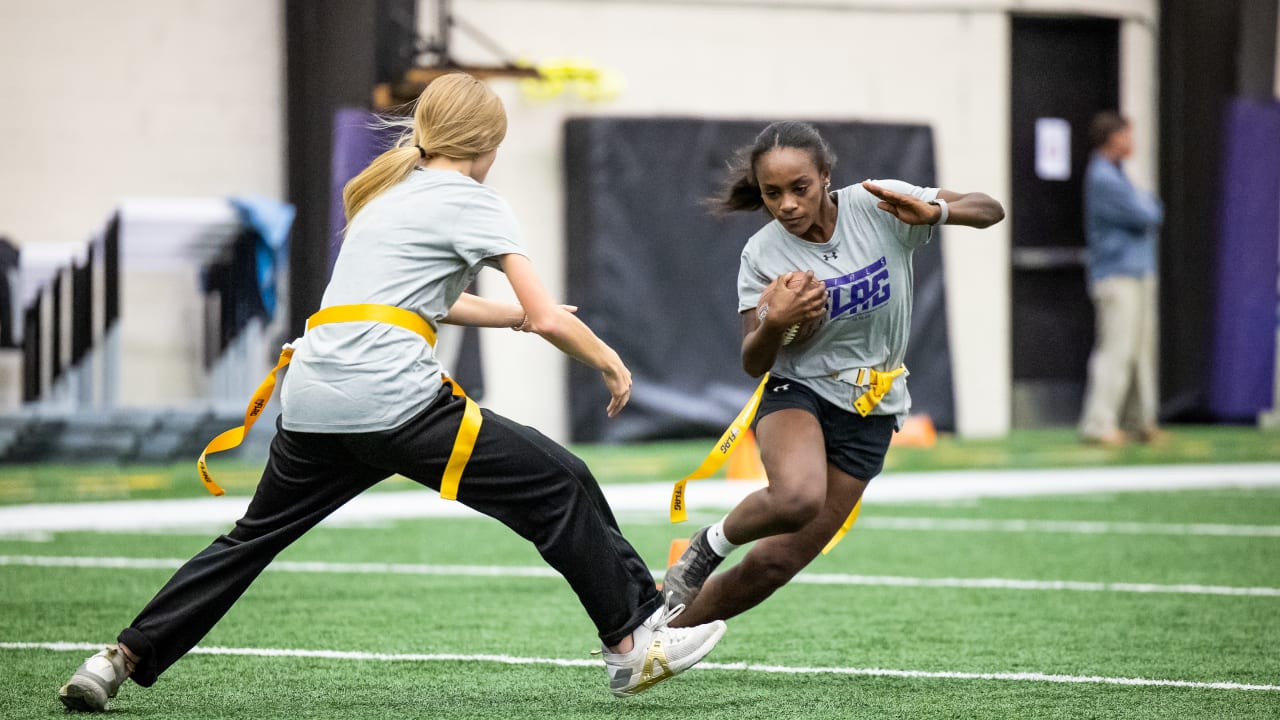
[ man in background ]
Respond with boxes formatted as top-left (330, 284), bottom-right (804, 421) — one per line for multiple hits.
top-left (1079, 111), bottom-right (1165, 446)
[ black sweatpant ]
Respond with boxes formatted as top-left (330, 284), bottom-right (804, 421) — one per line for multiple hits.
top-left (119, 385), bottom-right (663, 687)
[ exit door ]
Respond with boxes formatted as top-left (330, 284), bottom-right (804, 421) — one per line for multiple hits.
top-left (1010, 15), bottom-right (1120, 427)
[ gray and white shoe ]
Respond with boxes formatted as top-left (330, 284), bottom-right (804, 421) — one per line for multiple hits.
top-left (662, 526), bottom-right (725, 609)
top-left (58, 645), bottom-right (130, 712)
top-left (602, 602), bottom-right (726, 697)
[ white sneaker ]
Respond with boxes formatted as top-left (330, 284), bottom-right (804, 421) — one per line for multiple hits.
top-left (602, 602), bottom-right (726, 697)
top-left (58, 645), bottom-right (130, 712)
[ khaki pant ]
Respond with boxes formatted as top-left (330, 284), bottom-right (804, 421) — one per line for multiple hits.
top-left (1079, 274), bottom-right (1158, 438)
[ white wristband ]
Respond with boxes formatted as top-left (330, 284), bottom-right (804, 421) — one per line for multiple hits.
top-left (930, 197), bottom-right (949, 226)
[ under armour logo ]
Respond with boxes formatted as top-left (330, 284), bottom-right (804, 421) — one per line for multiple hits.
top-left (823, 250), bottom-right (838, 261)
top-left (772, 383), bottom-right (791, 393)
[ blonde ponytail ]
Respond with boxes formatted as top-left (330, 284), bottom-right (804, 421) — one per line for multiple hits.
top-left (342, 144), bottom-right (422, 223)
top-left (342, 73), bottom-right (507, 224)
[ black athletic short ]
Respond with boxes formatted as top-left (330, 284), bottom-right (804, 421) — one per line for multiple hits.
top-left (753, 374), bottom-right (896, 482)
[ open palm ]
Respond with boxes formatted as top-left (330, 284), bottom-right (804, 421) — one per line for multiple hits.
top-left (862, 181), bottom-right (938, 226)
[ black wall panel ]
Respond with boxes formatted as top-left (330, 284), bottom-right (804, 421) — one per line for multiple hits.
top-left (565, 117), bottom-right (953, 442)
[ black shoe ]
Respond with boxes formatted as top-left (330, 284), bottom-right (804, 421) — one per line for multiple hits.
top-left (662, 527), bottom-right (724, 608)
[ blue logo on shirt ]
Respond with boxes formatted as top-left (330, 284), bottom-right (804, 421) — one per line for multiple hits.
top-left (824, 257), bottom-right (890, 320)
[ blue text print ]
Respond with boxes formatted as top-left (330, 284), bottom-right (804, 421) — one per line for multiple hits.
top-left (824, 257), bottom-right (890, 320)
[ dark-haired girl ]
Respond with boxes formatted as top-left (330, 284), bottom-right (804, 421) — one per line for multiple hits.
top-left (665, 121), bottom-right (1004, 626)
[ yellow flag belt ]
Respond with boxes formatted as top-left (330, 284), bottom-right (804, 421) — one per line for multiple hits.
top-left (849, 365), bottom-right (907, 417)
top-left (197, 304), bottom-right (481, 500)
top-left (670, 365), bottom-right (904, 554)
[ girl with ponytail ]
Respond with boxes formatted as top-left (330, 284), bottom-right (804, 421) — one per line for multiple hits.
top-left (342, 72), bottom-right (508, 223)
top-left (666, 120), bottom-right (1005, 628)
top-left (58, 73), bottom-right (724, 713)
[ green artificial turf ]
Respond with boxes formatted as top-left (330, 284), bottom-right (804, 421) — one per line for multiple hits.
top-left (2, 483), bottom-right (1278, 719)
top-left (2, 424), bottom-right (1279, 506)
top-left (2, 428), bottom-right (1279, 718)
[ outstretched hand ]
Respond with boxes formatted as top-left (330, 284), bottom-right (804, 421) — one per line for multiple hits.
top-left (862, 181), bottom-right (941, 226)
top-left (601, 363), bottom-right (632, 418)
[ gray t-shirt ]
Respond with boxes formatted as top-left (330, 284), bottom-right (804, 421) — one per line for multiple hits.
top-left (737, 180), bottom-right (938, 422)
top-left (281, 168), bottom-right (526, 432)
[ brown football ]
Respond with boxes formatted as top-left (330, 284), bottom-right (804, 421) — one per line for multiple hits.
top-left (758, 273), bottom-right (827, 346)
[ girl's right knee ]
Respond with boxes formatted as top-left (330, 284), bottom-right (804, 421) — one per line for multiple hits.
top-left (767, 486), bottom-right (825, 533)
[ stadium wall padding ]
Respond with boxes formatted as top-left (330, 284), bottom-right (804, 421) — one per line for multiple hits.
top-left (1207, 98), bottom-right (1280, 421)
top-left (564, 118), bottom-right (954, 443)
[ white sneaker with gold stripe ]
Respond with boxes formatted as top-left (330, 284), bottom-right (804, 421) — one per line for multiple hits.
top-left (58, 645), bottom-right (131, 712)
top-left (602, 602), bottom-right (726, 697)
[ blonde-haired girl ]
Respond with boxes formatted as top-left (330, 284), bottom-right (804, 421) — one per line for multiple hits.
top-left (58, 74), bottom-right (723, 713)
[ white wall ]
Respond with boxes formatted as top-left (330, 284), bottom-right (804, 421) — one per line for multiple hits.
top-left (0, 1), bottom-right (285, 251)
top-left (0, 0), bottom-right (1163, 439)
top-left (438, 0), bottom-right (1158, 440)
top-left (0, 0), bottom-right (286, 409)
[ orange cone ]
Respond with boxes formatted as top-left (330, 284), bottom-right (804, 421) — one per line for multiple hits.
top-left (667, 537), bottom-right (690, 568)
top-left (890, 414), bottom-right (937, 448)
top-left (727, 429), bottom-right (767, 481)
top-left (657, 537), bottom-right (690, 590)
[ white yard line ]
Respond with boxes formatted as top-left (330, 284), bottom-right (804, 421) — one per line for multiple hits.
top-left (1, 463), bottom-right (1278, 535)
top-left (3, 554), bottom-right (1277, 598)
top-left (858, 517), bottom-right (1280, 537)
top-left (3, 641), bottom-right (1276, 693)
top-left (793, 572), bottom-right (1280, 597)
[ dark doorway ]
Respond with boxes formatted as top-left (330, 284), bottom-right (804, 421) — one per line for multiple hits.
top-left (1009, 15), bottom-right (1120, 427)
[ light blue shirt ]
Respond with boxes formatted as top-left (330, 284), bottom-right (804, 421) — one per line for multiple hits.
top-left (1083, 153), bottom-right (1162, 284)
top-left (737, 180), bottom-right (938, 421)
top-left (281, 169), bottom-right (526, 433)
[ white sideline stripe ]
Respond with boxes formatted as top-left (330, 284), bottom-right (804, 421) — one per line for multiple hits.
top-left (0, 555), bottom-right (559, 578)
top-left (794, 573), bottom-right (1280, 597)
top-left (1, 462), bottom-right (1278, 535)
top-left (860, 517), bottom-right (1280, 537)
top-left (3, 554), bottom-right (1278, 598)
top-left (4, 641), bottom-right (1277, 693)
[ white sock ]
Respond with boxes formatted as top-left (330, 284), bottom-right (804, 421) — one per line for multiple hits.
top-left (706, 518), bottom-right (740, 558)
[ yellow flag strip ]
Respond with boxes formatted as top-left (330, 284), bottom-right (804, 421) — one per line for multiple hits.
top-left (440, 380), bottom-right (482, 501)
top-left (670, 363), bottom-right (907, 553)
top-left (669, 373), bottom-right (770, 523)
top-left (196, 346), bottom-right (295, 496)
top-left (822, 497), bottom-right (863, 555)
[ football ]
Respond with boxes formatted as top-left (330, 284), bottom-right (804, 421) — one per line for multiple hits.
top-left (759, 273), bottom-right (827, 346)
